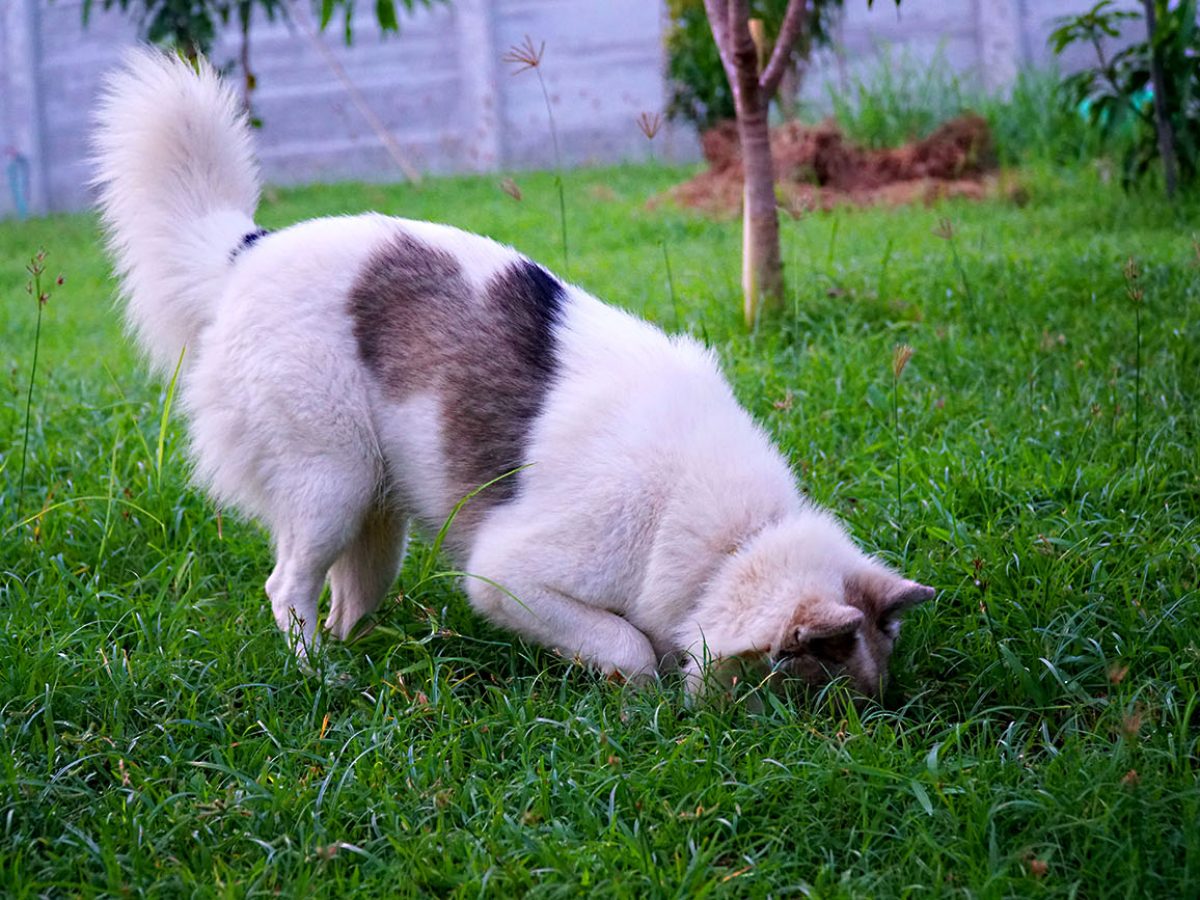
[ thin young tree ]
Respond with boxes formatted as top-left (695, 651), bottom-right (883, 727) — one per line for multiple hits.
top-left (703, 0), bottom-right (891, 325)
top-left (1140, 0), bottom-right (1181, 199)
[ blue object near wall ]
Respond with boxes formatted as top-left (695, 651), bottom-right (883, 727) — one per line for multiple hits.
top-left (8, 153), bottom-right (30, 220)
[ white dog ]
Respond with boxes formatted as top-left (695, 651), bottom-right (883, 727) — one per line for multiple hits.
top-left (93, 50), bottom-right (932, 695)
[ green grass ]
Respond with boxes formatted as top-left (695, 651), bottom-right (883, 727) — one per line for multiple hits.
top-left (2, 163), bottom-right (1199, 896)
top-left (825, 48), bottom-right (1108, 169)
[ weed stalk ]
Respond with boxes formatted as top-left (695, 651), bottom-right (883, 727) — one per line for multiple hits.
top-left (17, 250), bottom-right (55, 522)
top-left (934, 218), bottom-right (975, 308)
top-left (504, 37), bottom-right (568, 274)
top-left (636, 114), bottom-right (677, 325)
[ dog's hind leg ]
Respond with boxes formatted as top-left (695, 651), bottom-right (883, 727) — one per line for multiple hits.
top-left (262, 460), bottom-right (379, 656)
top-left (326, 503), bottom-right (409, 641)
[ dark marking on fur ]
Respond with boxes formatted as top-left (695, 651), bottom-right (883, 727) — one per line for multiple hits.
top-left (230, 228), bottom-right (270, 261)
top-left (349, 232), bottom-right (564, 524)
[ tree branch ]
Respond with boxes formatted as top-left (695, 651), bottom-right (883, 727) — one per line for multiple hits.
top-left (759, 0), bottom-right (809, 99)
top-left (702, 0), bottom-right (739, 97)
top-left (726, 0), bottom-right (756, 113)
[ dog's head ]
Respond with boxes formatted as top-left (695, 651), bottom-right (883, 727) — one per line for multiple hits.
top-left (700, 510), bottom-right (933, 698)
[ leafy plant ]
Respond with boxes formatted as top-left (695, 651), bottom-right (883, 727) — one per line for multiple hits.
top-left (665, 0), bottom-right (844, 130)
top-left (81, 0), bottom-right (286, 59)
top-left (317, 0), bottom-right (448, 44)
top-left (978, 68), bottom-right (1106, 167)
top-left (1050, 0), bottom-right (1200, 192)
top-left (81, 0), bottom-right (446, 128)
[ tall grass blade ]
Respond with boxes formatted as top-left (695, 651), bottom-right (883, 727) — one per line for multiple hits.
top-left (422, 465), bottom-right (530, 581)
top-left (661, 239), bottom-right (680, 327)
top-left (156, 345), bottom-right (186, 487)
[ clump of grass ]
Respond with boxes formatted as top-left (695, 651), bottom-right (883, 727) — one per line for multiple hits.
top-left (16, 249), bottom-right (59, 522)
top-left (504, 36), bottom-right (569, 274)
top-left (827, 48), bottom-right (1099, 168)
top-left (2, 165), bottom-right (1199, 896)
top-left (828, 45), bottom-right (967, 149)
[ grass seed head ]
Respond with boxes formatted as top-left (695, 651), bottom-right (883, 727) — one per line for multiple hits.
top-left (1123, 256), bottom-right (1144, 304)
top-left (892, 343), bottom-right (914, 380)
top-left (503, 35), bottom-right (544, 73)
top-left (499, 177), bottom-right (522, 201)
top-left (933, 217), bottom-right (955, 240)
top-left (636, 112), bottom-right (663, 140)
top-left (24, 249), bottom-right (56, 307)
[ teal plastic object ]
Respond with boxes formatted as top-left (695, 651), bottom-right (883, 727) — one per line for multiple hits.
top-left (1078, 85), bottom-right (1154, 129)
top-left (7, 152), bottom-right (29, 220)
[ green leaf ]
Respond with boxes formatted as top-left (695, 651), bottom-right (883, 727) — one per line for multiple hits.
top-left (910, 780), bottom-right (934, 816)
top-left (375, 0), bottom-right (398, 31)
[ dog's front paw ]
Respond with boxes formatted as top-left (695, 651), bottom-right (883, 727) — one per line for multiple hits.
top-left (595, 633), bottom-right (658, 685)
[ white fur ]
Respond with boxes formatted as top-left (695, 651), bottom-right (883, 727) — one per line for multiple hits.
top-left (92, 49), bottom-right (261, 375)
top-left (93, 51), bottom-right (931, 689)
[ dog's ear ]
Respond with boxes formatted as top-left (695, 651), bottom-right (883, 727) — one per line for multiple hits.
top-left (878, 579), bottom-right (935, 617)
top-left (848, 567), bottom-right (935, 625)
top-left (777, 601), bottom-right (864, 663)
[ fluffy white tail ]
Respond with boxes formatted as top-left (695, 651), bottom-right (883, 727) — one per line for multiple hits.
top-left (93, 49), bottom-right (260, 374)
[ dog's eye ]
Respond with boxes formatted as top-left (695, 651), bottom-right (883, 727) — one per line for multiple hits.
top-left (808, 633), bottom-right (857, 664)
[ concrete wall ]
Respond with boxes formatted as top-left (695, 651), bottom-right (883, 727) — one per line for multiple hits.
top-left (0, 0), bottom-right (684, 217)
top-left (0, 0), bottom-right (1142, 218)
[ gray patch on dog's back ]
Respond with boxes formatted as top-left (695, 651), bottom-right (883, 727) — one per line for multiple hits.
top-left (349, 231), bottom-right (564, 523)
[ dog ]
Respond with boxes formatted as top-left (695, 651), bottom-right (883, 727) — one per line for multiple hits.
top-left (92, 49), bottom-right (933, 695)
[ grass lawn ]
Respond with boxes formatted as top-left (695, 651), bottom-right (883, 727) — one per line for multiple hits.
top-left (1, 162), bottom-right (1199, 896)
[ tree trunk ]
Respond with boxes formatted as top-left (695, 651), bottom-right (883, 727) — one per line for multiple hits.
top-left (730, 10), bottom-right (783, 324)
top-left (737, 98), bottom-right (783, 324)
top-left (704, 0), bottom-right (809, 326)
top-left (1141, 0), bottom-right (1180, 199)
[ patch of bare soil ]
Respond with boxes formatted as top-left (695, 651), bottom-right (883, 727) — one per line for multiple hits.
top-left (662, 114), bottom-right (1001, 216)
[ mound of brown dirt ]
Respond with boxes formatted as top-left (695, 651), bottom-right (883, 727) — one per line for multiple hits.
top-left (664, 113), bottom-right (998, 216)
